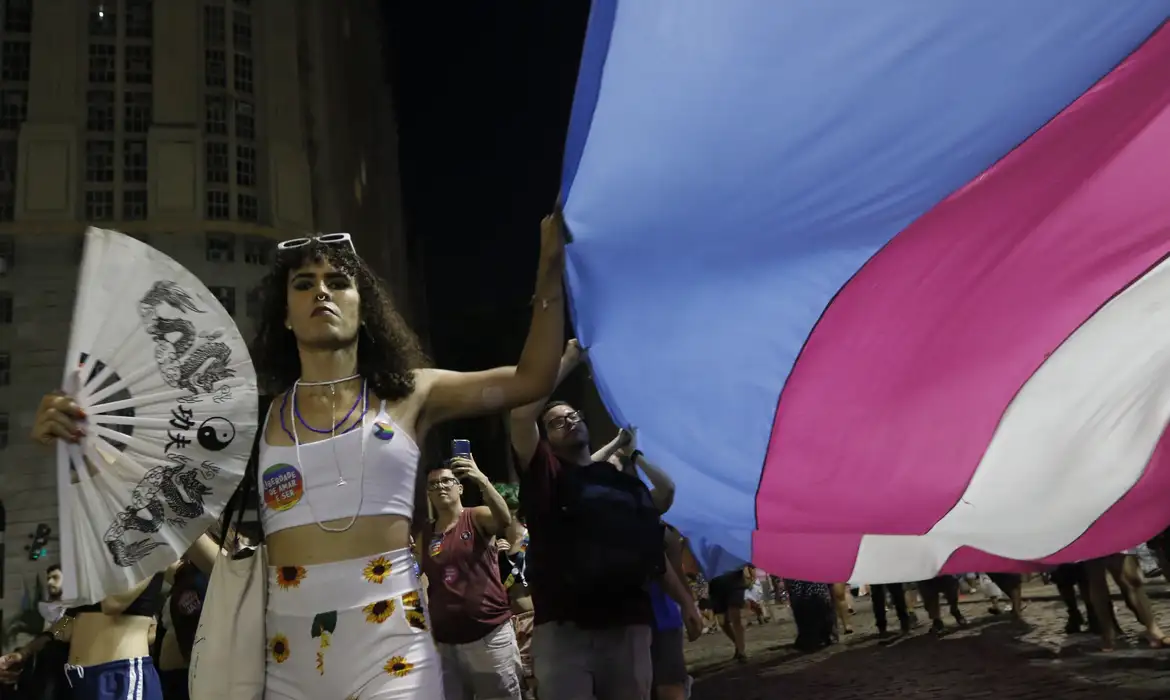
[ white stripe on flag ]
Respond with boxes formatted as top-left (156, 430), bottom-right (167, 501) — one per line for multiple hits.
top-left (850, 254), bottom-right (1170, 583)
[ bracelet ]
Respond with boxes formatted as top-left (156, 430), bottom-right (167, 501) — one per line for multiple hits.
top-left (630, 450), bottom-right (643, 463)
top-left (530, 293), bottom-right (563, 310)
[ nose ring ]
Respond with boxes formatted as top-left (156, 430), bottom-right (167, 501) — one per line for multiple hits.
top-left (316, 293), bottom-right (327, 302)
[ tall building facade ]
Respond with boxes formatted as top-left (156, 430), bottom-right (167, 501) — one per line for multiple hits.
top-left (0, 0), bottom-right (420, 621)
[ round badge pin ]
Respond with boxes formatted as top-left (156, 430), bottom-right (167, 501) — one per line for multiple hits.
top-left (262, 463), bottom-right (304, 511)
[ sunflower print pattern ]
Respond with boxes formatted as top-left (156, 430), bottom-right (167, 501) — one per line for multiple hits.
top-left (363, 599), bottom-right (396, 624)
top-left (316, 650), bottom-right (325, 676)
top-left (275, 566), bottom-right (307, 590)
top-left (363, 556), bottom-right (392, 584)
top-left (269, 634), bottom-right (291, 663)
top-left (402, 591), bottom-right (427, 631)
top-left (384, 655), bottom-right (414, 678)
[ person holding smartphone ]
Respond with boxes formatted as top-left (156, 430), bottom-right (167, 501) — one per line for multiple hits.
top-left (419, 446), bottom-right (521, 699)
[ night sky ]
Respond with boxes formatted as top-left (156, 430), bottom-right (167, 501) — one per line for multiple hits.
top-left (385, 2), bottom-right (592, 475)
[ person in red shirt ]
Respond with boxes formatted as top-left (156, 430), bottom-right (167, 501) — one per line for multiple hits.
top-left (420, 455), bottom-right (521, 699)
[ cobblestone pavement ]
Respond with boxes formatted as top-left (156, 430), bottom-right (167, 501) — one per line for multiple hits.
top-left (687, 582), bottom-right (1170, 698)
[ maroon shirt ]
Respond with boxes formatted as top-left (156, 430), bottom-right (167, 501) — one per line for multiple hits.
top-left (421, 507), bottom-right (512, 644)
top-left (519, 441), bottom-right (653, 629)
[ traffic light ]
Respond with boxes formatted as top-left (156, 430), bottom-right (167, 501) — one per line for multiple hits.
top-left (26, 523), bottom-right (51, 561)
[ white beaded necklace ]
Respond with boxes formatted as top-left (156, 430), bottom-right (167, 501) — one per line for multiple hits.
top-left (290, 375), bottom-right (369, 533)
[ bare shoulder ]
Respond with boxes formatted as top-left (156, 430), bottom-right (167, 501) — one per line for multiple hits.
top-left (411, 368), bottom-right (450, 393)
top-left (381, 374), bottom-right (436, 441)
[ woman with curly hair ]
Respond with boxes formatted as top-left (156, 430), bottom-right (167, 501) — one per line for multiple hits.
top-left (32, 215), bottom-right (566, 699)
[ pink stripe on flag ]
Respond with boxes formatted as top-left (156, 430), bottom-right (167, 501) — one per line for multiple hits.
top-left (753, 25), bottom-right (1170, 581)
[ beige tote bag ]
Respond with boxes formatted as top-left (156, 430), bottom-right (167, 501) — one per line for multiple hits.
top-left (189, 543), bottom-right (267, 700)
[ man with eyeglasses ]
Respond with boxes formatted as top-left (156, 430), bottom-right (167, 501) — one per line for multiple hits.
top-left (419, 455), bottom-right (521, 699)
top-left (509, 340), bottom-right (694, 700)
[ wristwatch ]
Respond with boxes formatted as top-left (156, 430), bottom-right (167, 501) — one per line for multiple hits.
top-left (630, 450), bottom-right (643, 463)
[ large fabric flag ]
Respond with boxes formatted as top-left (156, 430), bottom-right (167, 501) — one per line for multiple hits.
top-left (560, 2), bottom-right (1170, 582)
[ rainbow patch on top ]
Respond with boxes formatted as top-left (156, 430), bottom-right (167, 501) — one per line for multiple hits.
top-left (372, 422), bottom-right (396, 441)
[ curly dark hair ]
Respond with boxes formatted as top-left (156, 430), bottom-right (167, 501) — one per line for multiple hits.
top-left (250, 239), bottom-right (431, 399)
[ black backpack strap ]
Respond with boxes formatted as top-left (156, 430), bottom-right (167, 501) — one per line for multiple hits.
top-left (218, 394), bottom-right (272, 546)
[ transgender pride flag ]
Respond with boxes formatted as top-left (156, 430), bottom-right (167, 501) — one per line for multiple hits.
top-left (559, 2), bottom-right (1170, 582)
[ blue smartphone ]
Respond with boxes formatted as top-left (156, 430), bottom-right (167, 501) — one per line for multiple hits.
top-left (451, 439), bottom-right (471, 458)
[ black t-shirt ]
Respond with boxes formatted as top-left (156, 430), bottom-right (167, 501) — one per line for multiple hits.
top-left (519, 441), bottom-right (653, 629)
top-left (66, 572), bottom-right (165, 617)
top-left (169, 562), bottom-right (209, 662)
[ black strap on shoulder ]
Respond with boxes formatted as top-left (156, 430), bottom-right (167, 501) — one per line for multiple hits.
top-left (218, 394), bottom-right (272, 545)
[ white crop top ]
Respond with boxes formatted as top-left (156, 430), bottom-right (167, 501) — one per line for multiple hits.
top-left (259, 401), bottom-right (420, 535)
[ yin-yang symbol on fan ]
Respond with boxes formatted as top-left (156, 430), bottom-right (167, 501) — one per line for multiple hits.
top-left (197, 417), bottom-right (236, 451)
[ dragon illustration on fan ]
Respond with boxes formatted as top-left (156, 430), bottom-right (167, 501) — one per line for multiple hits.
top-left (103, 456), bottom-right (221, 567)
top-left (98, 280), bottom-right (241, 567)
top-left (138, 280), bottom-right (235, 395)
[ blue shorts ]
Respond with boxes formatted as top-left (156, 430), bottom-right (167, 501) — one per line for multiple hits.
top-left (65, 657), bottom-right (162, 700)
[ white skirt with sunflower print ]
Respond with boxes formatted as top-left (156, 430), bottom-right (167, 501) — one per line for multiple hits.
top-left (264, 547), bottom-right (441, 699)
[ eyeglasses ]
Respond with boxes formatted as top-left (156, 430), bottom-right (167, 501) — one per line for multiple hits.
top-left (277, 233), bottom-right (356, 255)
top-left (545, 411), bottom-right (582, 431)
top-left (427, 477), bottom-right (460, 491)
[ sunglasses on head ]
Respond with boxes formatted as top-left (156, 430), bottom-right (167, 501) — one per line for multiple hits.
top-left (277, 232), bottom-right (356, 255)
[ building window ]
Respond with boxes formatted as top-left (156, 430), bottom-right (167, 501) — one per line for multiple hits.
top-left (205, 232), bottom-right (235, 262)
top-left (88, 0), bottom-right (116, 36)
top-left (0, 141), bottom-right (15, 187)
top-left (3, 0), bottom-right (31, 33)
top-left (243, 237), bottom-right (269, 266)
top-left (0, 235), bottom-right (12, 274)
top-left (123, 189), bottom-right (147, 220)
top-left (209, 286), bottom-right (236, 315)
top-left (0, 292), bottom-right (11, 324)
top-left (237, 193), bottom-right (257, 222)
top-left (86, 90), bottom-right (115, 131)
top-left (206, 142), bottom-right (228, 184)
top-left (205, 49), bottom-right (226, 88)
top-left (85, 190), bottom-right (114, 220)
top-left (236, 145), bottom-right (255, 187)
top-left (205, 95), bottom-right (227, 135)
top-left (233, 54), bottom-right (252, 94)
top-left (245, 286), bottom-right (263, 319)
top-left (206, 191), bottom-right (230, 220)
top-left (235, 99), bottom-right (254, 139)
top-left (204, 95), bottom-right (226, 135)
top-left (0, 89), bottom-right (26, 130)
top-left (85, 140), bottom-right (115, 182)
top-left (0, 413), bottom-right (8, 449)
top-left (204, 5), bottom-right (225, 46)
top-left (232, 10), bottom-right (252, 51)
top-left (1, 41), bottom-right (30, 82)
top-left (125, 45), bottom-right (152, 84)
top-left (124, 140), bottom-right (147, 182)
top-left (124, 91), bottom-right (152, 133)
top-left (125, 0), bottom-right (152, 39)
top-left (88, 44), bottom-right (116, 83)
top-left (0, 352), bottom-right (9, 386)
